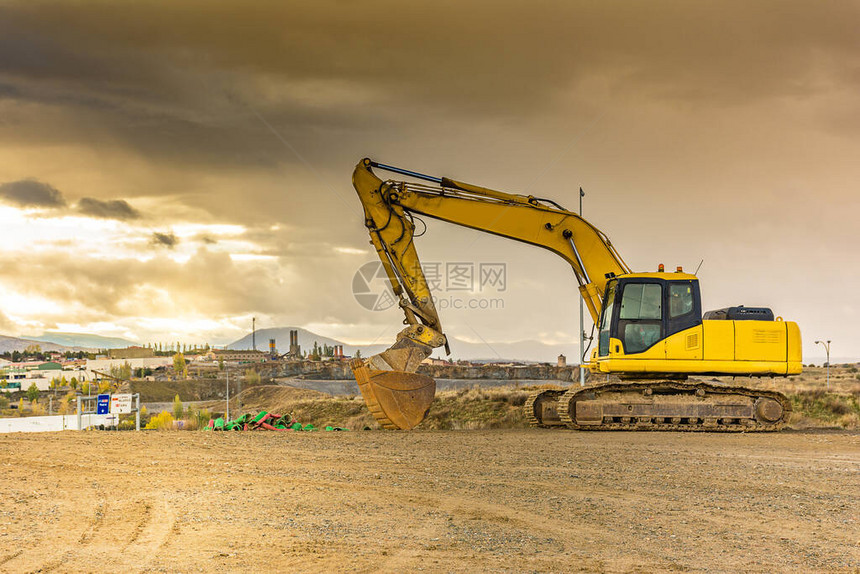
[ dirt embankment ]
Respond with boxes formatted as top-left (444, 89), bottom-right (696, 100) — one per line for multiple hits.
top-left (258, 360), bottom-right (580, 381)
top-left (125, 364), bottom-right (860, 431)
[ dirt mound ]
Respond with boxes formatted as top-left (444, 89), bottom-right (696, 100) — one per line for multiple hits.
top-left (238, 384), bottom-right (330, 407)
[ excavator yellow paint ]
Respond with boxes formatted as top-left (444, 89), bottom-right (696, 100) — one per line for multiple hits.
top-left (347, 158), bottom-right (801, 430)
top-left (592, 320), bottom-right (802, 375)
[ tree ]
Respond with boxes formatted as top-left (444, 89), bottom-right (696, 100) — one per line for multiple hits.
top-left (172, 394), bottom-right (184, 421)
top-left (173, 353), bottom-right (188, 379)
top-left (355, 349), bottom-right (362, 359)
top-left (26, 382), bottom-right (40, 402)
top-left (58, 392), bottom-right (75, 415)
top-left (310, 341), bottom-right (321, 361)
top-left (109, 361), bottom-right (132, 381)
top-left (69, 377), bottom-right (78, 390)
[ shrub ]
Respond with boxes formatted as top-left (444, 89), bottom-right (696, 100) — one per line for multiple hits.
top-left (144, 411), bottom-right (175, 430)
top-left (117, 419), bottom-right (136, 431)
top-left (195, 408), bottom-right (212, 429)
top-left (172, 394), bottom-right (184, 420)
top-left (245, 369), bottom-right (262, 386)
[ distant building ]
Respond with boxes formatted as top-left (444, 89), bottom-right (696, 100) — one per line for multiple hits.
top-left (85, 357), bottom-right (172, 378)
top-left (557, 354), bottom-right (567, 367)
top-left (109, 346), bottom-right (155, 359)
top-left (4, 361), bottom-right (62, 372)
top-left (208, 349), bottom-right (268, 363)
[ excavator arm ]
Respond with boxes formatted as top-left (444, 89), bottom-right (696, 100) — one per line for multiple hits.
top-left (350, 158), bottom-right (629, 429)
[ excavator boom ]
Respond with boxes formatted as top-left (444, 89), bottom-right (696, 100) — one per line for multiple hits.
top-left (350, 158), bottom-right (628, 428)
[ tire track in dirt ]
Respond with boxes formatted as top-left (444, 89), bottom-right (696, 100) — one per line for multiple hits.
top-left (0, 551), bottom-right (22, 567)
top-left (77, 497), bottom-right (107, 544)
top-left (119, 496), bottom-right (176, 569)
top-left (17, 493), bottom-right (176, 574)
top-left (9, 486), bottom-right (107, 574)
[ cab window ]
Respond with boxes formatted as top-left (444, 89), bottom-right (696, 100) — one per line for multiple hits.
top-left (669, 283), bottom-right (694, 317)
top-left (620, 283), bottom-right (662, 319)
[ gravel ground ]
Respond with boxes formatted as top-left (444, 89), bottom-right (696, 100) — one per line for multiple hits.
top-left (0, 429), bottom-right (857, 573)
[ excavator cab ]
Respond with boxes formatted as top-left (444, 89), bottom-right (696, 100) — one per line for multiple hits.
top-left (593, 271), bottom-right (801, 378)
top-left (597, 273), bottom-right (702, 358)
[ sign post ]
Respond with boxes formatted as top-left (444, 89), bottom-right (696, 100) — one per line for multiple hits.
top-left (76, 393), bottom-right (142, 430)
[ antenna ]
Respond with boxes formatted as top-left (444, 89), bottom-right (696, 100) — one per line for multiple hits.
top-left (694, 259), bottom-right (704, 275)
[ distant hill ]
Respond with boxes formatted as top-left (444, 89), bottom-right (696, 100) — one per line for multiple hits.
top-left (0, 334), bottom-right (73, 353)
top-left (27, 332), bottom-right (139, 350)
top-left (227, 326), bottom-right (581, 363)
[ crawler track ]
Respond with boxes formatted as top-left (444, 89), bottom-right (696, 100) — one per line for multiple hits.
top-left (523, 389), bottom-right (567, 428)
top-left (528, 381), bottom-right (791, 431)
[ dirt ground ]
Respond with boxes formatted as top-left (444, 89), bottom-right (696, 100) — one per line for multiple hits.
top-left (0, 430), bottom-right (857, 573)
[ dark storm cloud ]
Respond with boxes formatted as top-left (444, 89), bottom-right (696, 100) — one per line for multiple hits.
top-left (0, 179), bottom-right (66, 208)
top-left (1, 1), bottom-right (858, 169)
top-left (0, 250), bottom-right (286, 320)
top-left (151, 232), bottom-right (178, 248)
top-left (77, 197), bottom-right (142, 220)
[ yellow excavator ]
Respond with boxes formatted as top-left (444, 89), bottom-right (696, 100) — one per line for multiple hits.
top-left (349, 158), bottom-right (801, 431)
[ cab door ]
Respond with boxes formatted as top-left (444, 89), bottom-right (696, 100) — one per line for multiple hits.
top-left (616, 282), bottom-right (664, 355)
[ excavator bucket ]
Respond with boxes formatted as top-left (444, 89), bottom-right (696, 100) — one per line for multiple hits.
top-left (350, 336), bottom-right (437, 430)
top-left (352, 364), bottom-right (436, 430)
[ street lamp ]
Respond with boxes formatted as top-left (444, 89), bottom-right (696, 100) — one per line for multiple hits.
top-left (578, 187), bottom-right (591, 387)
top-left (815, 339), bottom-right (831, 389)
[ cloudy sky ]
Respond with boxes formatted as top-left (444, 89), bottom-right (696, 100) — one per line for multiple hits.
top-left (0, 1), bottom-right (858, 361)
